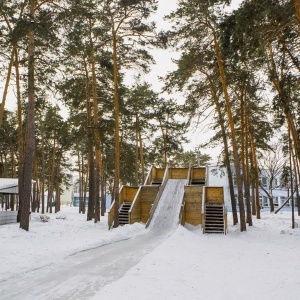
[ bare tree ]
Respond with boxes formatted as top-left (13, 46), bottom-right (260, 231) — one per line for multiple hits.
top-left (258, 141), bottom-right (288, 212)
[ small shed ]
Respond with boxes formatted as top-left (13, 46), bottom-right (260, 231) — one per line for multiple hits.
top-left (0, 178), bottom-right (19, 195)
top-left (0, 178), bottom-right (19, 225)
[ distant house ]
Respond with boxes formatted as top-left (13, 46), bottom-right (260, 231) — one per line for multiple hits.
top-left (73, 192), bottom-right (111, 211)
top-left (207, 166), bottom-right (293, 210)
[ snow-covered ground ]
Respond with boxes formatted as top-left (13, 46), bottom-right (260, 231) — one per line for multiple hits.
top-left (0, 206), bottom-right (299, 300)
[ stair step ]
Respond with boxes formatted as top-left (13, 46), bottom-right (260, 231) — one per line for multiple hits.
top-left (204, 204), bottom-right (225, 234)
top-left (118, 202), bottom-right (132, 226)
top-left (206, 221), bottom-right (223, 223)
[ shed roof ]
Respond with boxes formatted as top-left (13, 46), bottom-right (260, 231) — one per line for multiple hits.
top-left (0, 178), bottom-right (19, 194)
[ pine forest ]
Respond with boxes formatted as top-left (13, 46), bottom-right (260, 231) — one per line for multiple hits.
top-left (0, 0), bottom-right (299, 232)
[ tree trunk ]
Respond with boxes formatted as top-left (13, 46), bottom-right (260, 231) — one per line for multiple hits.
top-left (289, 126), bottom-right (295, 228)
top-left (84, 162), bottom-right (88, 214)
top-left (101, 160), bottom-right (106, 216)
top-left (0, 48), bottom-right (14, 126)
top-left (41, 126), bottom-right (45, 214)
top-left (138, 126), bottom-right (145, 184)
top-left (112, 29), bottom-right (120, 228)
top-left (87, 104), bottom-right (95, 221)
top-left (55, 153), bottom-right (62, 213)
top-left (20, 0), bottom-right (35, 231)
top-left (244, 123), bottom-right (252, 225)
top-left (89, 28), bottom-right (102, 223)
top-left (240, 86), bottom-right (252, 225)
top-left (206, 74), bottom-right (238, 225)
top-left (248, 117), bottom-right (261, 219)
top-left (294, 152), bottom-right (300, 216)
top-left (15, 46), bottom-right (24, 221)
top-left (48, 131), bottom-right (56, 214)
top-left (213, 31), bottom-right (246, 231)
top-left (78, 149), bottom-right (82, 213)
top-left (292, 0), bottom-right (300, 33)
top-left (135, 115), bottom-right (139, 185)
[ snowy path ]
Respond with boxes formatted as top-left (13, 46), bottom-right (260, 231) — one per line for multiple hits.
top-left (0, 180), bottom-right (186, 300)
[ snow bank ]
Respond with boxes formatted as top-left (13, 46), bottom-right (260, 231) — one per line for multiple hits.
top-left (93, 211), bottom-right (300, 300)
top-left (1, 207), bottom-right (300, 300)
top-left (0, 208), bottom-right (144, 282)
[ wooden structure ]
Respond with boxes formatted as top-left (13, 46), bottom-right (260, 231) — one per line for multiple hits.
top-left (108, 186), bottom-right (139, 229)
top-left (202, 186), bottom-right (227, 234)
top-left (180, 185), bottom-right (203, 226)
top-left (108, 165), bottom-right (227, 234)
top-left (144, 166), bottom-right (165, 185)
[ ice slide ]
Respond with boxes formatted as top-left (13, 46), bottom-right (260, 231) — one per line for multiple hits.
top-left (148, 179), bottom-right (187, 232)
top-left (0, 180), bottom-right (187, 300)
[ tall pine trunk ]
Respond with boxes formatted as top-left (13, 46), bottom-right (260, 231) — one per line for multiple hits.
top-left (90, 43), bottom-right (101, 223)
top-left (212, 31), bottom-right (246, 231)
top-left (206, 74), bottom-right (238, 225)
top-left (112, 28), bottom-right (120, 228)
top-left (248, 117), bottom-right (261, 219)
top-left (20, 0), bottom-right (35, 231)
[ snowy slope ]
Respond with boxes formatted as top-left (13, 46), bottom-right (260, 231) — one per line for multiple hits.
top-left (0, 179), bottom-right (188, 299)
top-left (1, 206), bottom-right (300, 300)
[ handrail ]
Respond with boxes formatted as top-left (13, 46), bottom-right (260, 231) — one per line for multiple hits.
top-left (223, 187), bottom-right (227, 234)
top-left (223, 204), bottom-right (227, 235)
top-left (187, 163), bottom-right (192, 184)
top-left (128, 186), bottom-right (142, 224)
top-left (107, 200), bottom-right (115, 230)
top-left (144, 165), bottom-right (154, 185)
top-left (119, 185), bottom-right (125, 206)
top-left (205, 165), bottom-right (209, 186)
top-left (179, 200), bottom-right (185, 226)
top-left (202, 187), bottom-right (206, 233)
top-left (145, 165), bottom-right (169, 228)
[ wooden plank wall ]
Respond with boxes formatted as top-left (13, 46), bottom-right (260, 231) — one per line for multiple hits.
top-left (205, 187), bottom-right (224, 204)
top-left (122, 186), bottom-right (139, 202)
top-left (169, 168), bottom-right (189, 179)
top-left (144, 167), bottom-right (165, 185)
top-left (190, 167), bottom-right (206, 181)
top-left (184, 186), bottom-right (203, 226)
top-left (140, 186), bottom-right (160, 223)
top-left (155, 168), bottom-right (165, 181)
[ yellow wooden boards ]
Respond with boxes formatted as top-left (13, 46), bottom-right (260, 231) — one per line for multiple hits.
top-left (190, 167), bottom-right (206, 180)
top-left (183, 186), bottom-right (203, 226)
top-left (120, 186), bottom-right (139, 203)
top-left (189, 167), bottom-right (206, 185)
top-left (168, 167), bottom-right (189, 179)
top-left (140, 186), bottom-right (160, 223)
top-left (129, 185), bottom-right (159, 224)
top-left (144, 166), bottom-right (166, 185)
top-left (205, 187), bottom-right (224, 204)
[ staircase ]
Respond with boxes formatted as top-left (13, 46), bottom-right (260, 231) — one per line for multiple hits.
top-left (204, 204), bottom-right (225, 234)
top-left (119, 202), bottom-right (132, 225)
